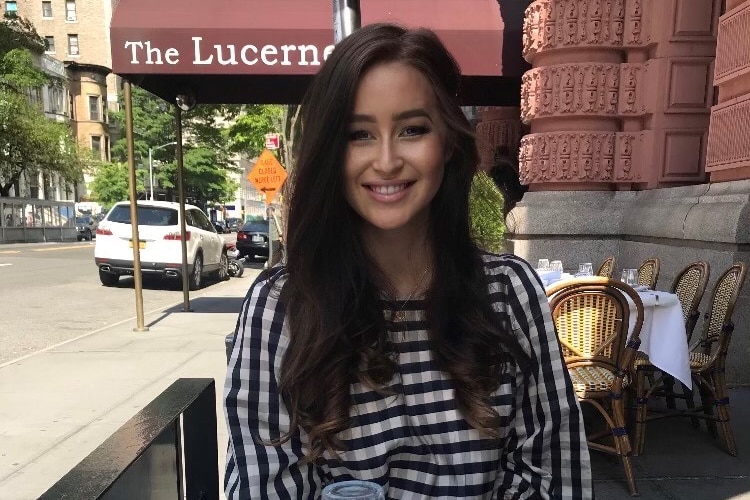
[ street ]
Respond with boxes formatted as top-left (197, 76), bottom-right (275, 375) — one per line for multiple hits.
top-left (0, 237), bottom-right (260, 365)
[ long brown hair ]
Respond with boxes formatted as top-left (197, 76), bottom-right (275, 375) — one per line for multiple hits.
top-left (279, 23), bottom-right (529, 462)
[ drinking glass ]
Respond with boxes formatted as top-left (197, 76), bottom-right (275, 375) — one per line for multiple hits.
top-left (550, 260), bottom-right (564, 273)
top-left (625, 269), bottom-right (639, 286)
top-left (322, 481), bottom-right (385, 500)
top-left (578, 263), bottom-right (593, 276)
top-left (537, 259), bottom-right (550, 271)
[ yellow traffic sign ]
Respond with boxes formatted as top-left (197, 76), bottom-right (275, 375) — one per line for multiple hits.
top-left (247, 149), bottom-right (287, 204)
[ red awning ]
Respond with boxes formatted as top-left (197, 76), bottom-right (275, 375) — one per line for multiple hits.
top-left (109, 0), bottom-right (526, 104)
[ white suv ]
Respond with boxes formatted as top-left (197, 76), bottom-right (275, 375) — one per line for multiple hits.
top-left (94, 201), bottom-right (227, 289)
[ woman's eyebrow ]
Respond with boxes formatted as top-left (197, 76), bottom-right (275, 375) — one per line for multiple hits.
top-left (350, 108), bottom-right (433, 123)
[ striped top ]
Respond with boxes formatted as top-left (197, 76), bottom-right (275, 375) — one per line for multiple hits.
top-left (224, 253), bottom-right (592, 499)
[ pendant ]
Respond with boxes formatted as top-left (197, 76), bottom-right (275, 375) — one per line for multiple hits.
top-left (392, 309), bottom-right (407, 323)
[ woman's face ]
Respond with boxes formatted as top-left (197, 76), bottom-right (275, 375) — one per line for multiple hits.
top-left (344, 61), bottom-right (447, 236)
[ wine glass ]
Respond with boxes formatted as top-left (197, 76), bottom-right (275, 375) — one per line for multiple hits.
top-left (537, 259), bottom-right (550, 271)
top-left (550, 260), bottom-right (564, 273)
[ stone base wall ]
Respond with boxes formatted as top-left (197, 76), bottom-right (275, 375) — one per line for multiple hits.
top-left (506, 181), bottom-right (750, 386)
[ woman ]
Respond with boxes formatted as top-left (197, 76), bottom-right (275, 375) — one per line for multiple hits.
top-left (225, 23), bottom-right (592, 499)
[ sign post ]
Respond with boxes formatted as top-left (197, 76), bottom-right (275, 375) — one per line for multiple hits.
top-left (247, 149), bottom-right (288, 267)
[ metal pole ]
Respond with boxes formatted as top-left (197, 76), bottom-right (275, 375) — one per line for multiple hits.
top-left (175, 105), bottom-right (191, 312)
top-left (333, 0), bottom-right (361, 42)
top-left (148, 147), bottom-right (154, 201)
top-left (124, 81), bottom-right (148, 332)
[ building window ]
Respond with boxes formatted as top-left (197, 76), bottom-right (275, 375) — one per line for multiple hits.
top-left (65, 0), bottom-right (76, 21)
top-left (5, 1), bottom-right (17, 15)
top-left (88, 95), bottom-right (100, 121)
top-left (67, 34), bottom-right (78, 55)
top-left (42, 1), bottom-right (52, 17)
top-left (91, 136), bottom-right (102, 157)
top-left (44, 36), bottom-right (55, 53)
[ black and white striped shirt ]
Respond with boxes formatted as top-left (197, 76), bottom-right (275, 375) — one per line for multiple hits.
top-left (224, 254), bottom-right (592, 499)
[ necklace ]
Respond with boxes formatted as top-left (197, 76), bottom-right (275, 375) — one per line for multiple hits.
top-left (389, 267), bottom-right (430, 323)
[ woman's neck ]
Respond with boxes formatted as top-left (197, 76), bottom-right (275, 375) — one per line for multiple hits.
top-left (361, 225), bottom-right (433, 298)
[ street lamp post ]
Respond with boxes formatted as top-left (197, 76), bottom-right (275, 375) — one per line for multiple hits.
top-left (148, 141), bottom-right (176, 200)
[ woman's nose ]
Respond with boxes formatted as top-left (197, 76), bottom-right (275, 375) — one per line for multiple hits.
top-left (372, 139), bottom-right (404, 174)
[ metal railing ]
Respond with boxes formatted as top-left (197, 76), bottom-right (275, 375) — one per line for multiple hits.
top-left (39, 378), bottom-right (219, 500)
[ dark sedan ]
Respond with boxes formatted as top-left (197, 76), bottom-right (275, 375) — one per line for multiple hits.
top-left (235, 220), bottom-right (269, 260)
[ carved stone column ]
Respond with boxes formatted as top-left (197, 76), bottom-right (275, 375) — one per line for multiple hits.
top-left (475, 107), bottom-right (522, 171)
top-left (520, 0), bottom-right (721, 190)
top-left (520, 0), bottom-right (644, 190)
top-left (706, 0), bottom-right (750, 182)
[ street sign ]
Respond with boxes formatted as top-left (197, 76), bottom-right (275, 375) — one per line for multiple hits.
top-left (247, 149), bottom-right (287, 204)
top-left (264, 133), bottom-right (280, 150)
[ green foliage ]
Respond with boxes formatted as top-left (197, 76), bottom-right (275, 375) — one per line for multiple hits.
top-left (0, 14), bottom-right (44, 55)
top-left (469, 171), bottom-right (506, 254)
top-left (89, 162), bottom-right (146, 206)
top-left (157, 147), bottom-right (238, 204)
top-left (0, 15), bottom-right (82, 197)
top-left (0, 90), bottom-right (84, 196)
top-left (227, 105), bottom-right (284, 159)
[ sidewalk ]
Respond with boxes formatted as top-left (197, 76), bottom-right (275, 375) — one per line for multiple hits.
top-left (0, 267), bottom-right (749, 499)
top-left (0, 269), bottom-right (259, 500)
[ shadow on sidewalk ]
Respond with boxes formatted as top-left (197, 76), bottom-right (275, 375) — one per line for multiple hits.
top-left (144, 297), bottom-right (247, 328)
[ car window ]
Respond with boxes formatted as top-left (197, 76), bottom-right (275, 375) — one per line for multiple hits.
top-left (107, 205), bottom-right (178, 226)
top-left (241, 221), bottom-right (268, 233)
top-left (75, 217), bottom-right (90, 224)
top-left (192, 209), bottom-right (216, 232)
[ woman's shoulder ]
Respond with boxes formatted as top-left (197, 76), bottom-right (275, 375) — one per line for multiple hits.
top-left (243, 265), bottom-right (289, 315)
top-left (480, 251), bottom-right (537, 281)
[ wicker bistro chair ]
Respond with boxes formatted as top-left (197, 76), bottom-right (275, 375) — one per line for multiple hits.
top-left (637, 258), bottom-right (660, 290)
top-left (633, 261), bottom-right (711, 455)
top-left (597, 256), bottom-right (616, 278)
top-left (547, 277), bottom-right (644, 496)
top-left (686, 262), bottom-right (747, 455)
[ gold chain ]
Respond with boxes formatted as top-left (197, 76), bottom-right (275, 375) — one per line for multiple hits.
top-left (390, 267), bottom-right (430, 323)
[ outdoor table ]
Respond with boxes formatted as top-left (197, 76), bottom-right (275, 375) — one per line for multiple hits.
top-left (543, 275), bottom-right (692, 389)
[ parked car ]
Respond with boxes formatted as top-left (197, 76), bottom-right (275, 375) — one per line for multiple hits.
top-left (212, 221), bottom-right (230, 234)
top-left (75, 216), bottom-right (98, 241)
top-left (94, 200), bottom-right (227, 289)
top-left (225, 218), bottom-right (240, 232)
top-left (235, 220), bottom-right (269, 260)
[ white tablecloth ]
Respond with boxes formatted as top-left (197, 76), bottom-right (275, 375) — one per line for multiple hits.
top-left (544, 277), bottom-right (692, 388)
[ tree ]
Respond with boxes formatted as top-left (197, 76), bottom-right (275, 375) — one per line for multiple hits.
top-left (469, 171), bottom-right (506, 254)
top-left (226, 105), bottom-right (284, 160)
top-left (157, 147), bottom-right (238, 205)
top-left (0, 16), bottom-right (83, 197)
top-left (89, 161), bottom-right (146, 207)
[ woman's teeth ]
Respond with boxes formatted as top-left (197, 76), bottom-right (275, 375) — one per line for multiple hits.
top-left (370, 184), bottom-right (408, 195)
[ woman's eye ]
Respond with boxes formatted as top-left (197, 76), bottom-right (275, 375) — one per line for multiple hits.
top-left (348, 130), bottom-right (372, 141)
top-left (401, 125), bottom-right (430, 137)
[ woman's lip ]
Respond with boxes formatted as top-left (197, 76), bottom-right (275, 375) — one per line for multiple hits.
top-left (364, 181), bottom-right (414, 203)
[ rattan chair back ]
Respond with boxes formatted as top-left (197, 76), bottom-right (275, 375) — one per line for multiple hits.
top-left (694, 262), bottom-right (747, 363)
top-left (670, 261), bottom-right (710, 341)
top-left (597, 256), bottom-right (616, 278)
top-left (637, 258), bottom-right (660, 289)
top-left (546, 276), bottom-right (644, 495)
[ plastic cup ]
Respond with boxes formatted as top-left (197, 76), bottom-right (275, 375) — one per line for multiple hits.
top-left (322, 480), bottom-right (385, 500)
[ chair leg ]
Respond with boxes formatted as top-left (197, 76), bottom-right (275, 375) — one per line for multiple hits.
top-left (713, 371), bottom-right (737, 456)
top-left (682, 383), bottom-right (699, 428)
top-left (633, 368), bottom-right (647, 456)
top-left (663, 375), bottom-right (676, 410)
top-left (697, 382), bottom-right (718, 437)
top-left (612, 397), bottom-right (638, 496)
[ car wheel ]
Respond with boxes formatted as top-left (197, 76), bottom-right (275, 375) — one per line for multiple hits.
top-left (77, 235), bottom-right (83, 241)
top-left (99, 269), bottom-right (119, 287)
top-left (189, 253), bottom-right (203, 291)
top-left (217, 252), bottom-right (229, 281)
top-left (85, 229), bottom-right (92, 241)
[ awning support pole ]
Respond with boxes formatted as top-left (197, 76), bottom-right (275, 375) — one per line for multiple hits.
top-left (175, 105), bottom-right (192, 312)
top-left (333, 0), bottom-right (361, 42)
top-left (124, 81), bottom-right (148, 332)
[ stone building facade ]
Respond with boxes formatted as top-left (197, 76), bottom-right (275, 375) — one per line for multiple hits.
top-left (476, 0), bottom-right (750, 385)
